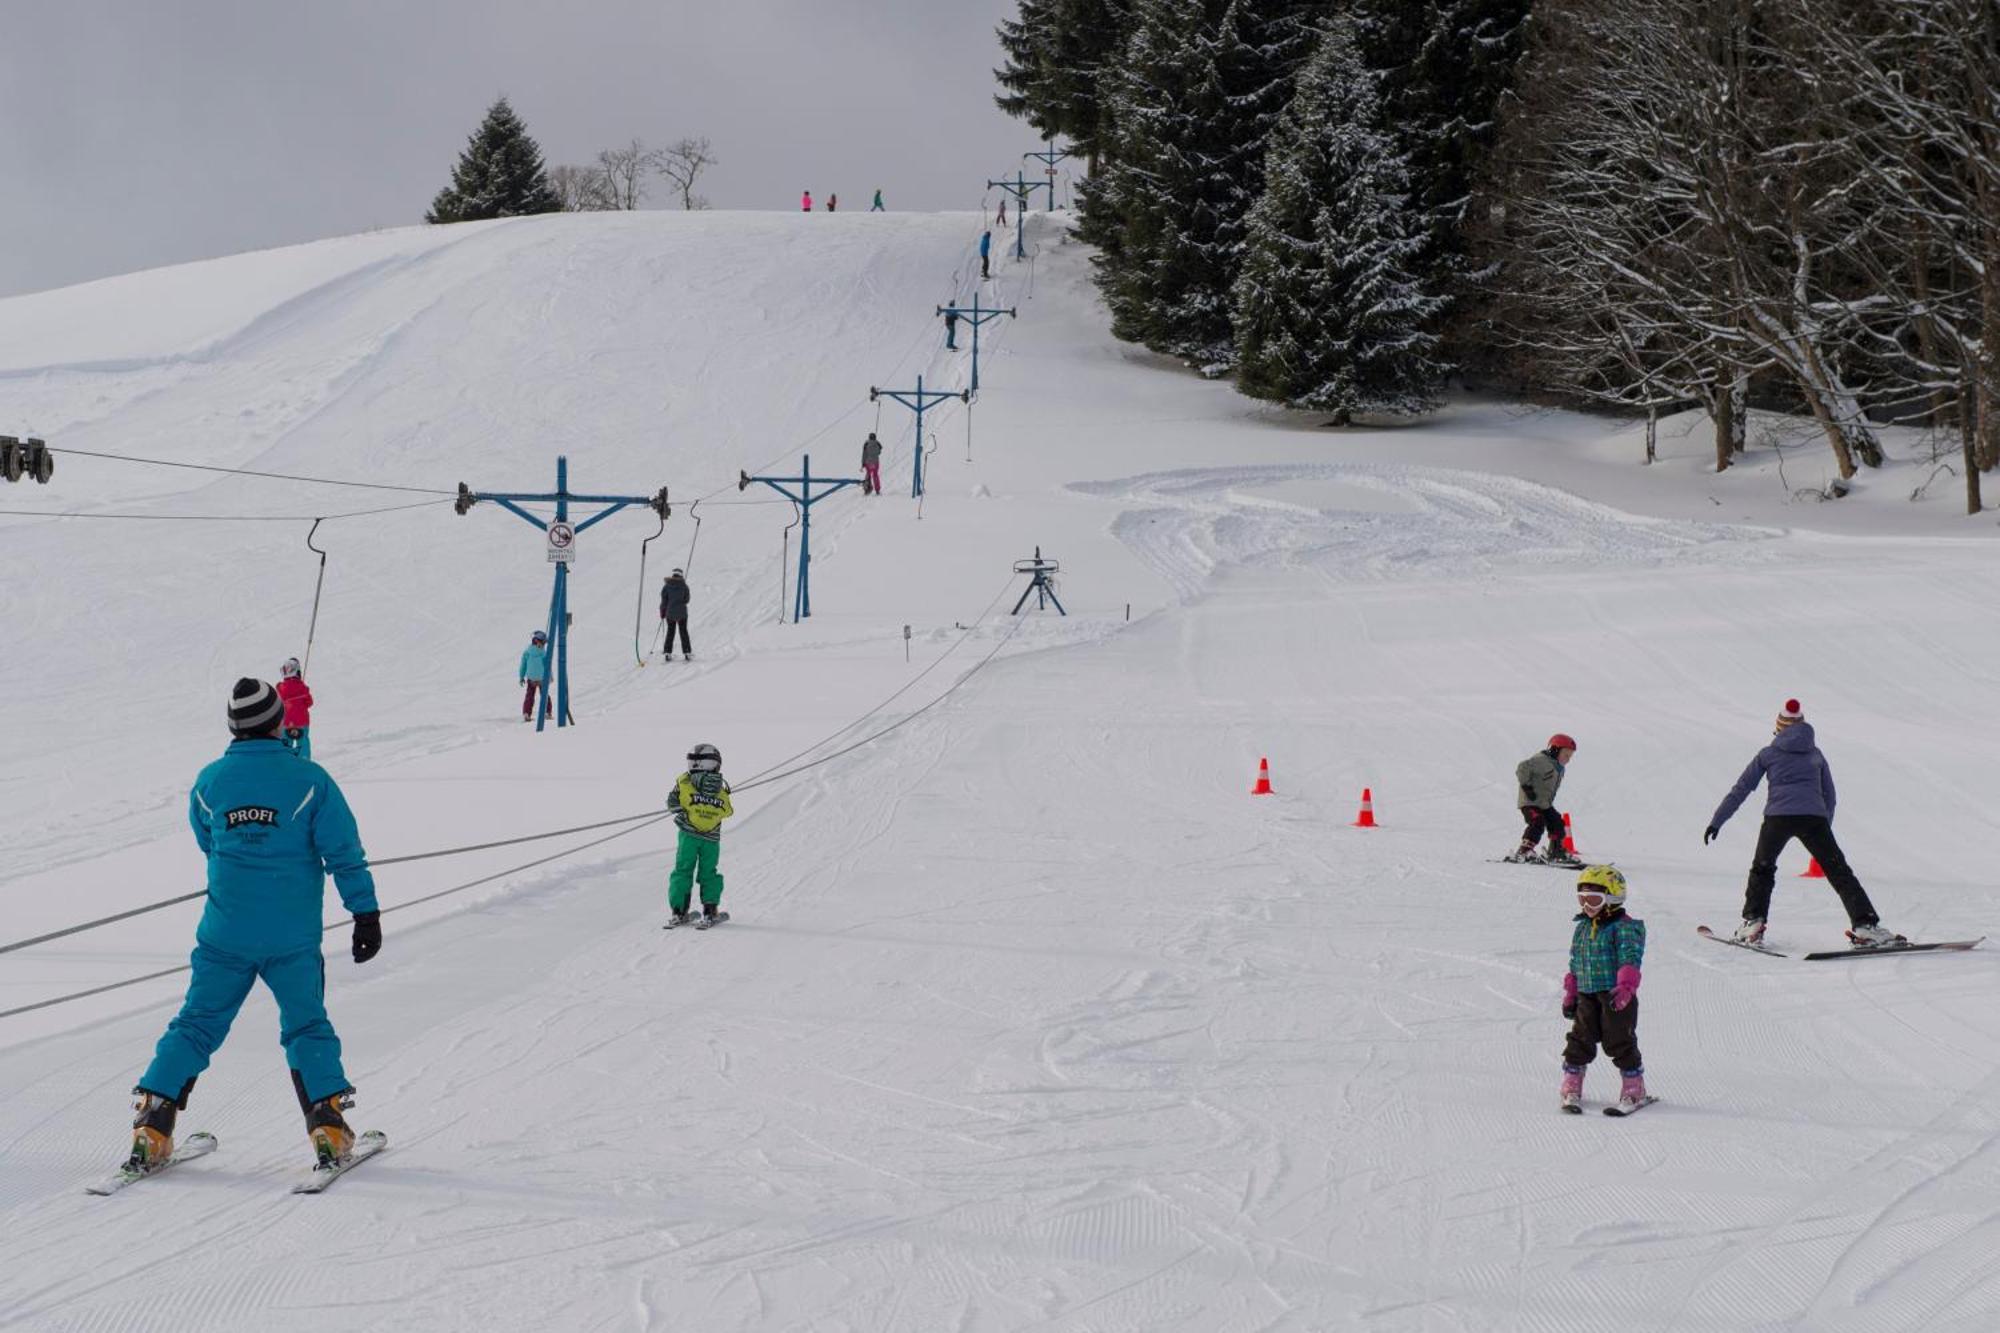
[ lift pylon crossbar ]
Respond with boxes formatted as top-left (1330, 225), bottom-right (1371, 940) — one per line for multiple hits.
top-left (935, 292), bottom-right (1017, 396)
top-left (454, 458), bottom-right (670, 730)
top-left (738, 453), bottom-right (861, 622)
top-left (869, 376), bottom-right (969, 499)
top-left (985, 170), bottom-right (1052, 260)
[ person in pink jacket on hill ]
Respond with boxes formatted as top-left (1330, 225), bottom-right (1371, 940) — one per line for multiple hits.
top-left (801, 189), bottom-right (813, 212)
top-left (277, 657), bottom-right (314, 760)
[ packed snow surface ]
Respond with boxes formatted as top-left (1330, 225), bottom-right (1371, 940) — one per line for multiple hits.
top-left (2, 210), bottom-right (1998, 1332)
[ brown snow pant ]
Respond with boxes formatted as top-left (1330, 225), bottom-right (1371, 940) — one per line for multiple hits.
top-left (1563, 993), bottom-right (1641, 1073)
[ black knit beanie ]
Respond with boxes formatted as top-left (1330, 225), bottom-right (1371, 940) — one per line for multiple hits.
top-left (228, 678), bottom-right (284, 737)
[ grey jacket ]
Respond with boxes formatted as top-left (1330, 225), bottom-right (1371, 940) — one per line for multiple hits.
top-left (861, 434), bottom-right (883, 466)
top-left (659, 576), bottom-right (690, 619)
top-left (1710, 722), bottom-right (1836, 827)
top-left (1516, 749), bottom-right (1566, 809)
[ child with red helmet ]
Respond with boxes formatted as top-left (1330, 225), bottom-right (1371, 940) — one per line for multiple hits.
top-left (1511, 733), bottom-right (1579, 865)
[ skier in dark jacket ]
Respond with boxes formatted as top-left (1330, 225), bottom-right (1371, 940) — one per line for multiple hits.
top-left (860, 432), bottom-right (884, 495)
top-left (979, 230), bottom-right (992, 280)
top-left (659, 570), bottom-right (692, 660)
top-left (1707, 699), bottom-right (1896, 947)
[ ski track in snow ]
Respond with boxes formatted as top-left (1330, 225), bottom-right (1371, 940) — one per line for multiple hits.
top-left (3, 213), bottom-right (2000, 1331)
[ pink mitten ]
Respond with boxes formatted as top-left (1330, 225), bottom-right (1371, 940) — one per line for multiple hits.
top-left (1611, 965), bottom-right (1642, 1010)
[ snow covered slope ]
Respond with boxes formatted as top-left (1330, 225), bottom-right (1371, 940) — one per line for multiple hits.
top-left (3, 211), bottom-right (1999, 1332)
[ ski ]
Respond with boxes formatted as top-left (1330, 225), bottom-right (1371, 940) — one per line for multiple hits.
top-left (1560, 1100), bottom-right (1582, 1116)
top-left (1803, 937), bottom-right (1983, 962)
top-left (1695, 925), bottom-right (1789, 957)
top-left (693, 911), bottom-right (730, 931)
top-left (662, 915), bottom-right (694, 930)
top-left (85, 1131), bottom-right (218, 1195)
top-left (292, 1129), bottom-right (387, 1193)
top-left (1603, 1095), bottom-right (1658, 1118)
top-left (1490, 856), bottom-right (1587, 870)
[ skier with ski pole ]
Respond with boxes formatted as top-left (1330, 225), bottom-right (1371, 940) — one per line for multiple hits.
top-left (1559, 865), bottom-right (1651, 1115)
top-left (1707, 699), bottom-right (1898, 948)
top-left (120, 678), bottom-right (381, 1179)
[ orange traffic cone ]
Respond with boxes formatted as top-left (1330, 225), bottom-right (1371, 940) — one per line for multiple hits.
top-left (1353, 788), bottom-right (1377, 828)
top-left (1562, 812), bottom-right (1576, 855)
top-left (1251, 757), bottom-right (1273, 796)
top-left (1800, 857), bottom-right (1826, 879)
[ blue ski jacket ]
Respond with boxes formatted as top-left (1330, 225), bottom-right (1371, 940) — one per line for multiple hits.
top-left (187, 739), bottom-right (377, 955)
top-left (1710, 722), bottom-right (1837, 828)
top-left (519, 644), bottom-right (548, 682)
top-left (979, 232), bottom-right (992, 258)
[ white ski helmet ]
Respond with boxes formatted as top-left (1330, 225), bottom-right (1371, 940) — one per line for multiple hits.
top-left (281, 657), bottom-right (302, 678)
top-left (687, 743), bottom-right (722, 774)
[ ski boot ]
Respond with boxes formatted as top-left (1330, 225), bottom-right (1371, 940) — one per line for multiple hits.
top-left (1732, 917), bottom-right (1767, 946)
top-left (128, 1088), bottom-right (180, 1170)
top-left (1846, 922), bottom-right (1902, 949)
top-left (306, 1091), bottom-right (357, 1167)
top-left (1612, 1070), bottom-right (1648, 1114)
top-left (1560, 1065), bottom-right (1584, 1114)
top-left (702, 903), bottom-right (720, 923)
top-left (1504, 841), bottom-right (1540, 864)
top-left (667, 909), bottom-right (693, 927)
top-left (1543, 848), bottom-right (1584, 869)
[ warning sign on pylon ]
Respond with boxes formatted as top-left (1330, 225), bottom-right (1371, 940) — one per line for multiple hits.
top-left (546, 521), bottom-right (576, 564)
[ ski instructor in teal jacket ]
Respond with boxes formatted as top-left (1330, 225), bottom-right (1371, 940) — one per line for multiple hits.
top-left (123, 678), bottom-right (382, 1173)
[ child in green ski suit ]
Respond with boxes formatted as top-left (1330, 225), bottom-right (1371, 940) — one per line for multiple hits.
top-left (668, 743), bottom-right (733, 924)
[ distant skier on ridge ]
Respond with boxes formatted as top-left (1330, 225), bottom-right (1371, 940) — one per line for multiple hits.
top-left (1706, 699), bottom-right (1898, 948)
top-left (122, 678), bottom-right (380, 1174)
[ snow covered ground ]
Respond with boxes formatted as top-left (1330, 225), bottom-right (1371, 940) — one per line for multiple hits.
top-left (3, 209), bottom-right (1999, 1332)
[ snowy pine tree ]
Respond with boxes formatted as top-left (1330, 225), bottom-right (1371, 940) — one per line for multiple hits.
top-left (1232, 20), bottom-right (1447, 422)
top-left (1083, 0), bottom-right (1314, 375)
top-left (995, 0), bottom-right (1135, 168)
top-left (1353, 0), bottom-right (1532, 277)
top-left (426, 97), bottom-right (562, 224)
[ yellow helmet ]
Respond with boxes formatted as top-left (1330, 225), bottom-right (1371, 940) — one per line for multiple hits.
top-left (1576, 864), bottom-right (1627, 907)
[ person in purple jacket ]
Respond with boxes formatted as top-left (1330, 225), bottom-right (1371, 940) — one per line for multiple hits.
top-left (1706, 699), bottom-right (1897, 948)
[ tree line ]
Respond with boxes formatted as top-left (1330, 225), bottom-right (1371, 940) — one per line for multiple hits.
top-left (996, 0), bottom-right (2000, 512)
top-left (426, 98), bottom-right (718, 222)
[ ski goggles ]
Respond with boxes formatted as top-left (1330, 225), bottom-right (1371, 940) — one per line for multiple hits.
top-left (1576, 891), bottom-right (1610, 910)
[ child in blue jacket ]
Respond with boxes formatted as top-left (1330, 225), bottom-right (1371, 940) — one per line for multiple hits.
top-left (519, 629), bottom-right (549, 722)
top-left (1560, 865), bottom-right (1647, 1113)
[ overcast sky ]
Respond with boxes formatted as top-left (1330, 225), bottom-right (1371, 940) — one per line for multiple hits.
top-left (0, 0), bottom-right (1046, 298)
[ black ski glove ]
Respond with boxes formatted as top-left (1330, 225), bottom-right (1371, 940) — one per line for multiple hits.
top-left (351, 911), bottom-right (382, 964)
top-left (1703, 826), bottom-right (1719, 845)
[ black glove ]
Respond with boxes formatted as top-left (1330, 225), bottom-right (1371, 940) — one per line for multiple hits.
top-left (1561, 999), bottom-right (1578, 1021)
top-left (1519, 787), bottom-right (1534, 804)
top-left (351, 911), bottom-right (382, 964)
top-left (1703, 826), bottom-right (1719, 845)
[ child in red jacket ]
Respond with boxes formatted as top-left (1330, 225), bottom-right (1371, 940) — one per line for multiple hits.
top-left (277, 657), bottom-right (314, 760)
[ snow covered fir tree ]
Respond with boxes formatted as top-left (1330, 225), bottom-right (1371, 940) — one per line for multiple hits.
top-left (1231, 19), bottom-right (1447, 421)
top-left (425, 96), bottom-right (562, 225)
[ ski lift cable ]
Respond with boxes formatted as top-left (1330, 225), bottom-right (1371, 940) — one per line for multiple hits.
top-left (46, 446), bottom-right (454, 495)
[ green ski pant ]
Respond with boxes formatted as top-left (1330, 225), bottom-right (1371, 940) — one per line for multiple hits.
top-left (668, 830), bottom-right (723, 914)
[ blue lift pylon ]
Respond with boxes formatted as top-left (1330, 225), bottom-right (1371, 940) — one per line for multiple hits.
top-left (985, 170), bottom-right (1052, 260)
top-left (454, 457), bottom-right (670, 731)
top-left (1023, 137), bottom-right (1076, 210)
top-left (1012, 546), bottom-right (1065, 616)
top-left (935, 292), bottom-right (1016, 396)
top-left (869, 376), bottom-right (969, 498)
top-left (738, 453), bottom-right (863, 622)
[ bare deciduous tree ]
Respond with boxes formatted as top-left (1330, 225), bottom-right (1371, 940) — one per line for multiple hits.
top-left (657, 136), bottom-right (719, 210)
top-left (596, 139), bottom-right (654, 210)
top-left (550, 163), bottom-right (616, 212)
